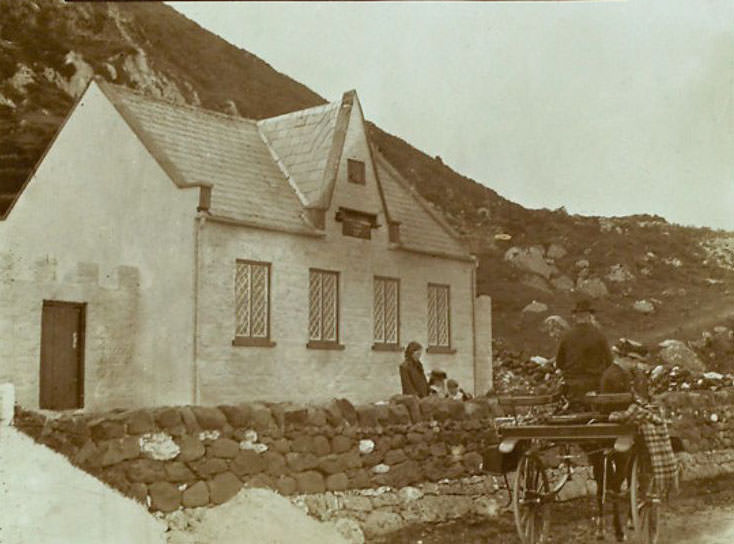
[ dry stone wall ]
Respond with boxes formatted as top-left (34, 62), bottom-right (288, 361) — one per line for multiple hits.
top-left (13, 389), bottom-right (734, 519)
top-left (13, 395), bottom-right (501, 513)
top-left (660, 389), bottom-right (734, 452)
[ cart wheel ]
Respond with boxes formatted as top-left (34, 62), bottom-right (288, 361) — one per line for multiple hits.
top-left (629, 454), bottom-right (660, 544)
top-left (611, 455), bottom-right (634, 539)
top-left (513, 453), bottom-right (551, 544)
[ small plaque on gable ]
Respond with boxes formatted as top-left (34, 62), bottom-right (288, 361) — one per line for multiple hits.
top-left (335, 208), bottom-right (378, 240)
top-left (343, 216), bottom-right (372, 239)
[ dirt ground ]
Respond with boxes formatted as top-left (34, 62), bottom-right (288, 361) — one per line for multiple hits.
top-left (165, 488), bottom-right (350, 544)
top-left (369, 475), bottom-right (734, 544)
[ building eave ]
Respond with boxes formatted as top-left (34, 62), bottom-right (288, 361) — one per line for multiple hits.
top-left (203, 212), bottom-right (325, 238)
top-left (389, 243), bottom-right (475, 263)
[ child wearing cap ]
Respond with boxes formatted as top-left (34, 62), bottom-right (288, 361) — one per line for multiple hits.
top-left (447, 379), bottom-right (471, 401)
top-left (428, 370), bottom-right (448, 397)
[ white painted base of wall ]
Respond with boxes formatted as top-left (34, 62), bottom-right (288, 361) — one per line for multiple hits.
top-left (0, 426), bottom-right (165, 544)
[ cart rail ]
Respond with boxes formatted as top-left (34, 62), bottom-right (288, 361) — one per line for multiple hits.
top-left (499, 422), bottom-right (637, 442)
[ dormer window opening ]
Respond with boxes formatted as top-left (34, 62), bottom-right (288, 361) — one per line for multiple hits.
top-left (347, 159), bottom-right (366, 185)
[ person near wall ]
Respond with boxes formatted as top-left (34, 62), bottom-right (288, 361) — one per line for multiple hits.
top-left (600, 357), bottom-right (632, 394)
top-left (447, 378), bottom-right (471, 401)
top-left (399, 341), bottom-right (429, 398)
top-left (428, 369), bottom-right (448, 397)
top-left (598, 355), bottom-right (636, 413)
top-left (599, 355), bottom-right (655, 416)
top-left (556, 298), bottom-right (614, 409)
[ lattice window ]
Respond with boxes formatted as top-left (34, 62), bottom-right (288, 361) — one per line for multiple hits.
top-left (235, 260), bottom-right (270, 340)
top-left (427, 284), bottom-right (451, 348)
top-left (374, 277), bottom-right (399, 345)
top-left (309, 269), bottom-right (339, 343)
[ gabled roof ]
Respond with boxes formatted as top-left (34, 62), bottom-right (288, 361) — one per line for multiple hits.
top-left (97, 81), bottom-right (318, 235)
top-left (9, 79), bottom-right (471, 259)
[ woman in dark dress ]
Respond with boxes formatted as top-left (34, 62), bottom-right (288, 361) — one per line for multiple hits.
top-left (399, 341), bottom-right (429, 398)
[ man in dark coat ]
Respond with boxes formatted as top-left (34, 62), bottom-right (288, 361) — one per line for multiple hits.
top-left (556, 299), bottom-right (614, 407)
top-left (399, 341), bottom-right (429, 398)
top-left (600, 359), bottom-right (632, 394)
top-left (599, 358), bottom-right (635, 413)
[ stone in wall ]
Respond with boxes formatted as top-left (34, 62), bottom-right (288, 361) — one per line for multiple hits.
top-left (139, 432), bottom-right (180, 461)
top-left (176, 435), bottom-right (205, 462)
top-left (208, 472), bottom-right (243, 505)
top-left (363, 510), bottom-right (403, 538)
top-left (149, 481), bottom-right (181, 513)
top-left (182, 481), bottom-right (210, 508)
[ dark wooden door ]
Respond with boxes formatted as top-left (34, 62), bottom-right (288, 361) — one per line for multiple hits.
top-left (40, 301), bottom-right (85, 410)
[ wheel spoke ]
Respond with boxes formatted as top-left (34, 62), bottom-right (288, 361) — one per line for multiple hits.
top-left (626, 452), bottom-right (662, 544)
top-left (525, 509), bottom-right (534, 540)
top-left (513, 453), bottom-right (551, 543)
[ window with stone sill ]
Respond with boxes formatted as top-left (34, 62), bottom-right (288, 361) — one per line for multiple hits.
top-left (427, 283), bottom-right (453, 353)
top-left (308, 269), bottom-right (343, 349)
top-left (234, 260), bottom-right (274, 347)
top-left (373, 276), bottom-right (400, 350)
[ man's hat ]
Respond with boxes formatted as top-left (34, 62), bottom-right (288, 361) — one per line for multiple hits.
top-left (572, 299), bottom-right (595, 314)
top-left (429, 369), bottom-right (447, 380)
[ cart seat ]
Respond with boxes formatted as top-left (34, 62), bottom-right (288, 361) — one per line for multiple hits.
top-left (498, 393), bottom-right (562, 408)
top-left (584, 392), bottom-right (633, 413)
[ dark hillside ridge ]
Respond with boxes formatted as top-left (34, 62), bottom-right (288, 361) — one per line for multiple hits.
top-left (1, 0), bottom-right (732, 355)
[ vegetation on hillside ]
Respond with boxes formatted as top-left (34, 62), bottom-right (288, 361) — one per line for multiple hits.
top-left (1, 0), bottom-right (732, 357)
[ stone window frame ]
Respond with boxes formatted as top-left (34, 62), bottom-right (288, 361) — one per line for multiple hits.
top-left (307, 268), bottom-right (344, 350)
top-left (372, 276), bottom-right (402, 352)
top-left (347, 158), bottom-right (366, 185)
top-left (233, 259), bottom-right (275, 347)
top-left (426, 283), bottom-right (455, 354)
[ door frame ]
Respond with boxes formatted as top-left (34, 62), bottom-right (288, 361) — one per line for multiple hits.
top-left (39, 300), bottom-right (86, 409)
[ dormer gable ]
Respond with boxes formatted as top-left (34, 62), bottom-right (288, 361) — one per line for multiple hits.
top-left (259, 90), bottom-right (394, 242)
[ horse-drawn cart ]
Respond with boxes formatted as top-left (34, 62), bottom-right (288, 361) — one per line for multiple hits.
top-left (485, 393), bottom-right (670, 544)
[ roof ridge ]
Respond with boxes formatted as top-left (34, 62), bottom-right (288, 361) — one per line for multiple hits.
top-left (255, 123), bottom-right (310, 208)
top-left (94, 77), bottom-right (258, 125)
top-left (259, 99), bottom-right (339, 125)
top-left (311, 91), bottom-right (354, 209)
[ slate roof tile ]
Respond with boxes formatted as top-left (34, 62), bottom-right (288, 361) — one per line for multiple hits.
top-left (99, 82), bottom-right (313, 234)
top-left (96, 82), bottom-right (469, 258)
top-left (375, 153), bottom-right (468, 259)
top-left (258, 101), bottom-right (341, 208)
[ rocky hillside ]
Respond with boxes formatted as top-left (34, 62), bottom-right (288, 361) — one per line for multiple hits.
top-left (1, 0), bottom-right (733, 360)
